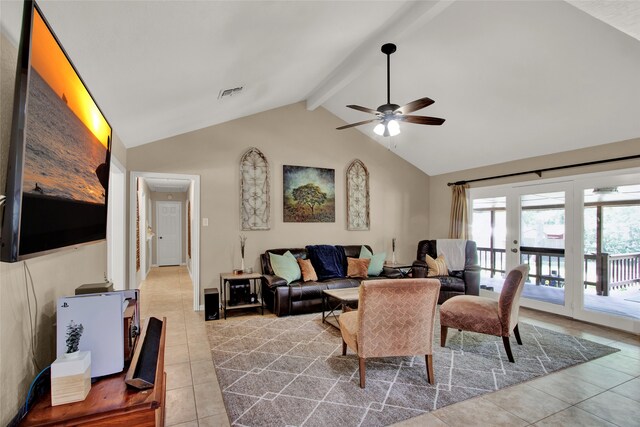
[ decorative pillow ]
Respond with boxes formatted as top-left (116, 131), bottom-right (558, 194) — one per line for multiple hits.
top-left (269, 251), bottom-right (301, 284)
top-left (347, 257), bottom-right (370, 278)
top-left (297, 258), bottom-right (318, 282)
top-left (306, 245), bottom-right (346, 280)
top-left (359, 246), bottom-right (386, 277)
top-left (426, 254), bottom-right (449, 277)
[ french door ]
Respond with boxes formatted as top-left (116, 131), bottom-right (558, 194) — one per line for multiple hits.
top-left (470, 171), bottom-right (640, 333)
top-left (472, 182), bottom-right (573, 317)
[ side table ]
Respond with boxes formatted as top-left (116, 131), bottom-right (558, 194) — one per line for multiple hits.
top-left (219, 272), bottom-right (264, 319)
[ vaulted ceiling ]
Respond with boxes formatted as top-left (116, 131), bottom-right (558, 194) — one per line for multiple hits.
top-left (1, 1), bottom-right (639, 176)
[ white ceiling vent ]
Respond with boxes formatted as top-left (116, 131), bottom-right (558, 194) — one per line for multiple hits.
top-left (218, 86), bottom-right (244, 99)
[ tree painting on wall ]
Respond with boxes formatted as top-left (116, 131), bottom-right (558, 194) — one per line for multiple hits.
top-left (283, 165), bottom-right (335, 222)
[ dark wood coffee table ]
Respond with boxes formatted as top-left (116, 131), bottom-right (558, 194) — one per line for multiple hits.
top-left (322, 288), bottom-right (360, 329)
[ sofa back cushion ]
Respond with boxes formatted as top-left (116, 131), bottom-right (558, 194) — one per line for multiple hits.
top-left (306, 245), bottom-right (346, 280)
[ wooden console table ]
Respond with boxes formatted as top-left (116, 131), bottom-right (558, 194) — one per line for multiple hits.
top-left (21, 318), bottom-right (167, 426)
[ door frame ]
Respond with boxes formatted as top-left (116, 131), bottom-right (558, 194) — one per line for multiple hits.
top-left (107, 156), bottom-right (126, 291)
top-left (130, 171), bottom-right (201, 311)
top-left (156, 200), bottom-right (183, 266)
top-left (469, 166), bottom-right (640, 333)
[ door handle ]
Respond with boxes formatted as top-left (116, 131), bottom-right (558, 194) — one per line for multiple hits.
top-left (159, 236), bottom-right (163, 239)
top-left (511, 248), bottom-right (518, 253)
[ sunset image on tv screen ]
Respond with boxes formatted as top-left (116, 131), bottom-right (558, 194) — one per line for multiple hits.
top-left (22, 8), bottom-right (111, 205)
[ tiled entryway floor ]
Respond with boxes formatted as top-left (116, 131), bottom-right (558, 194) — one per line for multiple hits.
top-left (140, 266), bottom-right (640, 427)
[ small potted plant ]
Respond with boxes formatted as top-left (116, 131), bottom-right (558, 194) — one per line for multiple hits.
top-left (64, 320), bottom-right (84, 358)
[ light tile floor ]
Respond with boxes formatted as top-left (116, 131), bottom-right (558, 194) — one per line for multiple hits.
top-left (140, 266), bottom-right (640, 427)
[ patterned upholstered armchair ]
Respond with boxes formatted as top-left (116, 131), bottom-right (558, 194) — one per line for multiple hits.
top-left (440, 264), bottom-right (529, 362)
top-left (338, 279), bottom-right (441, 388)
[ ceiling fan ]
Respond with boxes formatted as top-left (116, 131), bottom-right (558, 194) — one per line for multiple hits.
top-left (336, 43), bottom-right (445, 137)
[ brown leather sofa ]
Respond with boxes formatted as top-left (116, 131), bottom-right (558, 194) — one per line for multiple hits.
top-left (261, 245), bottom-right (402, 317)
top-left (412, 239), bottom-right (481, 304)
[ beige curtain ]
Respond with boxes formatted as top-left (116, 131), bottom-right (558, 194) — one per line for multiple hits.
top-left (448, 184), bottom-right (469, 239)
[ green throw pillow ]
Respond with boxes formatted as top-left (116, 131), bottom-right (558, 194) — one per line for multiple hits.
top-left (269, 251), bottom-right (301, 284)
top-left (359, 246), bottom-right (386, 276)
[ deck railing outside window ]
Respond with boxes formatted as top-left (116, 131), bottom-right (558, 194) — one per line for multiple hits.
top-left (477, 247), bottom-right (640, 295)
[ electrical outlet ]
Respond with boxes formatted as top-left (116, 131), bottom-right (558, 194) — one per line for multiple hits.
top-left (203, 218), bottom-right (209, 227)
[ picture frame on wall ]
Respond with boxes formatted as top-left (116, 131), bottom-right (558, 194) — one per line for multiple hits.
top-left (283, 165), bottom-right (335, 223)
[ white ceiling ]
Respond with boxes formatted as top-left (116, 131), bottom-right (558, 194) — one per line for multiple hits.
top-left (1, 1), bottom-right (639, 176)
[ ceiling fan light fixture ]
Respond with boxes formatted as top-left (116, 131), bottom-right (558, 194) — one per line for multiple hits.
top-left (387, 119), bottom-right (400, 136)
top-left (373, 122), bottom-right (385, 136)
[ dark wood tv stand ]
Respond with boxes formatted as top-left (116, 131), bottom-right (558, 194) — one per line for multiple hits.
top-left (20, 318), bottom-right (166, 426)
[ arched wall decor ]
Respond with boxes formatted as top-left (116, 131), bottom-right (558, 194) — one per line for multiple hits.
top-left (240, 147), bottom-right (270, 230)
top-left (346, 159), bottom-right (370, 230)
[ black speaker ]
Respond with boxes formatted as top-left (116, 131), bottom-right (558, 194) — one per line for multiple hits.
top-left (204, 288), bottom-right (220, 321)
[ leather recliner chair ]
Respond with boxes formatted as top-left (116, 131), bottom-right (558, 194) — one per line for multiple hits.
top-left (412, 239), bottom-right (480, 304)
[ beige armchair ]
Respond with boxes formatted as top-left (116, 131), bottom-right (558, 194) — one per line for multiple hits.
top-left (338, 278), bottom-right (441, 388)
top-left (440, 264), bottom-right (529, 362)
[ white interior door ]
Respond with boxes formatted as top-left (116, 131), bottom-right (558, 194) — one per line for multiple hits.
top-left (156, 201), bottom-right (182, 266)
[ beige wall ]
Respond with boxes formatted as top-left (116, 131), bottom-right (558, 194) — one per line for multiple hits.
top-left (150, 190), bottom-right (188, 265)
top-left (0, 244), bottom-right (108, 424)
top-left (0, 21), bottom-right (120, 426)
top-left (128, 102), bottom-right (430, 299)
top-left (428, 137), bottom-right (640, 238)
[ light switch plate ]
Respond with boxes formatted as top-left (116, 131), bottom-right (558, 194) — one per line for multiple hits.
top-left (203, 218), bottom-right (209, 226)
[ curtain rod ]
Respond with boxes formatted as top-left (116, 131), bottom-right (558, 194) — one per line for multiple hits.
top-left (447, 154), bottom-right (640, 187)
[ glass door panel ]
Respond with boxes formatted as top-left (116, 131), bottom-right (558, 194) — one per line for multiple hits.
top-left (518, 191), bottom-right (566, 306)
top-left (582, 184), bottom-right (640, 321)
top-left (471, 196), bottom-right (506, 294)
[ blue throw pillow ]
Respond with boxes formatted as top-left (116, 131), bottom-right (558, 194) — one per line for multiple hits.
top-left (360, 246), bottom-right (386, 276)
top-left (306, 245), bottom-right (346, 280)
top-left (269, 251), bottom-right (301, 284)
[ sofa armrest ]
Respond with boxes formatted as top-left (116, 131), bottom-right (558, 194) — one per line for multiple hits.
top-left (262, 274), bottom-right (288, 289)
top-left (381, 267), bottom-right (403, 279)
top-left (464, 265), bottom-right (481, 296)
top-left (412, 260), bottom-right (428, 278)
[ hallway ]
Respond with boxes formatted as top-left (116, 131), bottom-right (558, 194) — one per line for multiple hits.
top-left (139, 266), bottom-right (229, 426)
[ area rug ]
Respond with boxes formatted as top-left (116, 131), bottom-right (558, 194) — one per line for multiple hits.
top-left (206, 313), bottom-right (618, 427)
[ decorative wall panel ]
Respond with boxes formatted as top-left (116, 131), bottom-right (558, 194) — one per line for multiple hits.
top-left (240, 148), bottom-right (270, 230)
top-left (346, 159), bottom-right (370, 230)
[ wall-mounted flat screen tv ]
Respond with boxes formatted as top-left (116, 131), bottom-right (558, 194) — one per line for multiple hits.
top-left (1, 1), bottom-right (111, 262)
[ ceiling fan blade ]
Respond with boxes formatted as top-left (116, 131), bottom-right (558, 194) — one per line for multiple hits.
top-left (402, 115), bottom-right (445, 126)
top-left (336, 119), bottom-right (378, 130)
top-left (346, 105), bottom-right (381, 115)
top-left (394, 97), bottom-right (435, 115)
